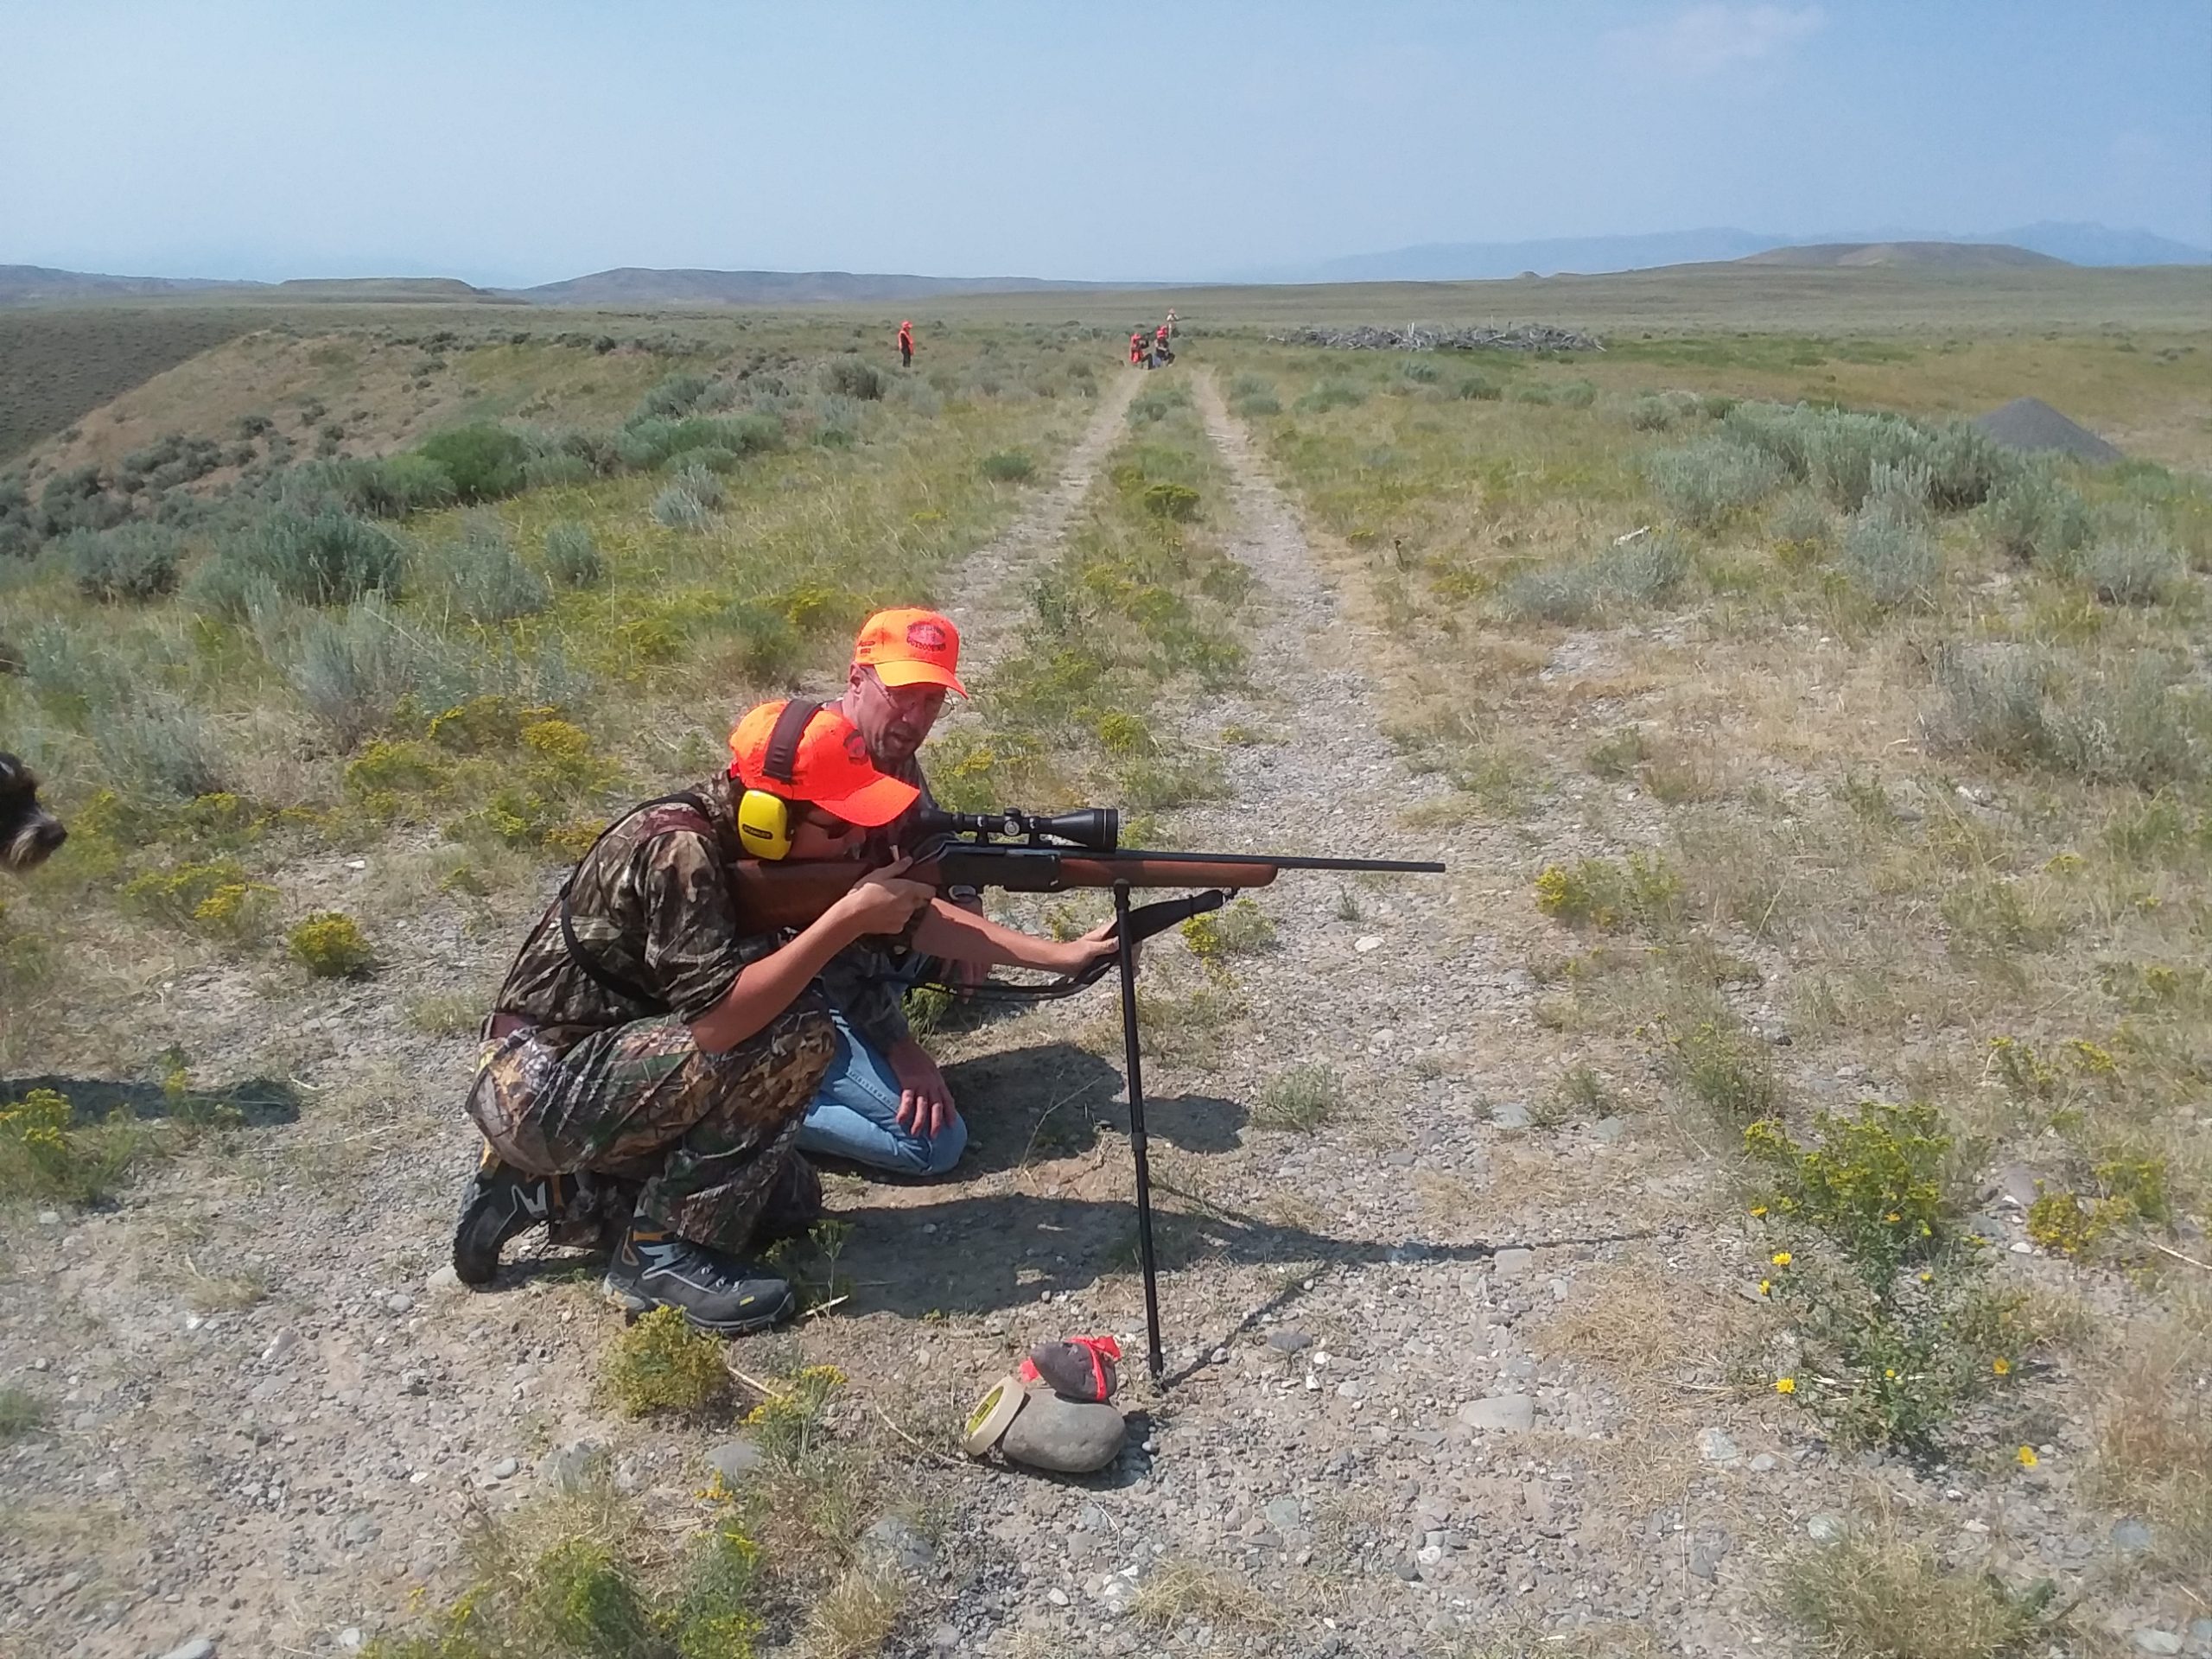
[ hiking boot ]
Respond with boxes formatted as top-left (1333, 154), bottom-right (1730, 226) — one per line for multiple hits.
top-left (602, 1228), bottom-right (794, 1337)
top-left (452, 1152), bottom-right (563, 1287)
top-left (753, 1150), bottom-right (825, 1244)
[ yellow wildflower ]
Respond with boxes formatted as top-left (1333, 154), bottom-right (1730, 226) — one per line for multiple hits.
top-left (2017, 1446), bottom-right (2038, 1469)
top-left (1775, 1376), bottom-right (1796, 1395)
top-left (1749, 1205), bottom-right (1767, 1218)
top-left (1770, 1251), bottom-right (1792, 1268)
top-left (1918, 1270), bottom-right (1934, 1282)
top-left (1885, 1211), bottom-right (1902, 1224)
top-left (1992, 1357), bottom-right (2011, 1376)
top-left (1758, 1279), bottom-right (1771, 1297)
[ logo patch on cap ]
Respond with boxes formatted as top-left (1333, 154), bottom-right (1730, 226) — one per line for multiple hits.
top-left (906, 620), bottom-right (949, 653)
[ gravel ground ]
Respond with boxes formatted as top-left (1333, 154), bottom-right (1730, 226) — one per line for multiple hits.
top-left (2, 366), bottom-right (2192, 1659)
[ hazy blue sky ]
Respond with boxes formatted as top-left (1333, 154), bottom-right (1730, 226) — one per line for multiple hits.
top-left (3, 1), bottom-right (2206, 284)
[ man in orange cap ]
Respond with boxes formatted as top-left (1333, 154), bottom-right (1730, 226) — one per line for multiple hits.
top-left (803, 608), bottom-right (977, 1175)
top-left (453, 696), bottom-right (1114, 1328)
top-left (897, 320), bottom-right (914, 369)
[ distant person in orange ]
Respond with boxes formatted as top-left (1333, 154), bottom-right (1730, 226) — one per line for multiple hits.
top-left (1129, 329), bottom-right (1147, 368)
top-left (1154, 322), bottom-right (1174, 365)
top-left (897, 320), bottom-right (914, 369)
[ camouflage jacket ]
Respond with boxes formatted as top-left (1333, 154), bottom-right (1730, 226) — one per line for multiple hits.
top-left (489, 775), bottom-right (783, 1052)
top-left (491, 761), bottom-right (945, 1056)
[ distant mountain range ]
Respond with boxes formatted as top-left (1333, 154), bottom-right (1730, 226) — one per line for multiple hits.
top-left (0, 264), bottom-right (1142, 308)
top-left (1239, 221), bottom-right (2209, 283)
top-left (3, 219), bottom-right (2204, 309)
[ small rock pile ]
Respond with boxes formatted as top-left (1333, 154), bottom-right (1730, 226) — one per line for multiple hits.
top-left (1263, 322), bottom-right (1603, 353)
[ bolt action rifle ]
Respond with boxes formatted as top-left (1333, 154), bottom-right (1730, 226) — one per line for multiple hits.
top-left (728, 806), bottom-right (1445, 1382)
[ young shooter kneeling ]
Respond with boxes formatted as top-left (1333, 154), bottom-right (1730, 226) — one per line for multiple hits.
top-left (450, 698), bottom-right (1116, 1332)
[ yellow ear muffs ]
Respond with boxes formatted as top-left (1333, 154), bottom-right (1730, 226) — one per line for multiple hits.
top-left (737, 789), bottom-right (795, 860)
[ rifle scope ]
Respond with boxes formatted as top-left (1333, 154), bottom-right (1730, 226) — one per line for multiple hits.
top-left (915, 806), bottom-right (1119, 852)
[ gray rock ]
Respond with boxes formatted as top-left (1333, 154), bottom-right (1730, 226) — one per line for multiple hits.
top-left (2131, 1632), bottom-right (2182, 1656)
top-left (489, 1457), bottom-right (518, 1481)
top-left (1589, 1117), bottom-right (1627, 1143)
top-left (1265, 1497), bottom-right (1301, 1533)
top-left (539, 1439), bottom-right (603, 1494)
top-left (1748, 1453), bottom-right (1777, 1473)
top-left (2190, 1619), bottom-right (2212, 1645)
top-left (157, 1640), bottom-right (215, 1659)
top-left (1457, 1395), bottom-right (1535, 1433)
top-left (385, 1293), bottom-right (413, 1314)
top-left (1001, 1394), bottom-right (1128, 1473)
top-left (1806, 1514), bottom-right (1846, 1544)
top-left (340, 1514), bottom-right (379, 1548)
top-left (1267, 1329), bottom-right (1313, 1354)
top-left (706, 1437), bottom-right (764, 1485)
top-left (859, 1513), bottom-right (934, 1577)
top-left (1491, 1101), bottom-right (1532, 1130)
top-left (1697, 1427), bottom-right (1739, 1464)
top-left (1334, 1379), bottom-right (1365, 1401)
top-left (929, 1624), bottom-right (962, 1651)
top-left (2110, 1516), bottom-right (2154, 1554)
top-left (1492, 1247), bottom-right (1534, 1279)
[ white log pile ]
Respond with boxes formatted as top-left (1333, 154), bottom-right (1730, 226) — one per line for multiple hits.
top-left (1263, 322), bottom-right (1603, 353)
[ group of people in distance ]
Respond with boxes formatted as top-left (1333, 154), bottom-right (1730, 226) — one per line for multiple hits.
top-left (1129, 309), bottom-right (1177, 368)
top-left (451, 609), bottom-right (1121, 1335)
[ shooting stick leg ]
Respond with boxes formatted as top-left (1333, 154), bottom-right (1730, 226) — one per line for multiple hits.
top-left (1114, 881), bottom-right (1166, 1383)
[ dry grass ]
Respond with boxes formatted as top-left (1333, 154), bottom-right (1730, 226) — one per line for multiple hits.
top-left (1130, 1558), bottom-right (1291, 1631)
top-left (1776, 1507), bottom-right (2056, 1659)
top-left (2090, 1295), bottom-right (2212, 1597)
top-left (804, 1564), bottom-right (906, 1658)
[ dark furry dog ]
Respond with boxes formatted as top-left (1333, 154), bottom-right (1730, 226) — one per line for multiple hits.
top-left (0, 753), bottom-right (67, 871)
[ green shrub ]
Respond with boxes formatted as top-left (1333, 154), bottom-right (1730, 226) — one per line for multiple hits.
top-left (65, 522), bottom-right (183, 601)
top-left (414, 423), bottom-right (529, 503)
top-left (981, 449), bottom-right (1035, 482)
top-left (603, 1306), bottom-right (729, 1416)
top-left (295, 595), bottom-right (433, 747)
top-left (0, 1383), bottom-right (48, 1439)
top-left (1918, 419), bottom-right (2009, 512)
top-left (97, 699), bottom-right (232, 799)
top-left (1769, 488), bottom-right (1833, 553)
top-left (1983, 467), bottom-right (2092, 569)
top-left (432, 524), bottom-right (550, 624)
top-left (1501, 532), bottom-right (1689, 623)
top-left (820, 356), bottom-right (885, 401)
top-left (671, 461), bottom-right (726, 511)
top-left (1925, 646), bottom-right (2206, 790)
top-left (1, 1087), bottom-right (156, 1205)
top-left (1841, 506), bottom-right (1941, 610)
top-left (122, 857), bottom-right (275, 941)
top-left (197, 505), bottom-right (404, 611)
top-left (1295, 380), bottom-right (1365, 413)
top-left (635, 372), bottom-right (709, 420)
top-left (653, 484), bottom-right (712, 530)
top-left (1663, 1017), bottom-right (1783, 1124)
top-left (305, 454), bottom-right (456, 518)
top-left (1255, 1065), bottom-right (1338, 1132)
top-left (289, 912), bottom-right (373, 977)
top-left (1646, 437), bottom-right (1787, 531)
top-left (543, 522), bottom-right (605, 588)
top-left (1535, 853), bottom-right (1682, 932)
top-left (1456, 374), bottom-right (1502, 401)
top-left (518, 454), bottom-right (594, 490)
top-left (1780, 1522), bottom-right (2056, 1658)
top-left (1180, 897), bottom-right (1276, 963)
top-left (1232, 392), bottom-right (1281, 417)
top-left (1510, 383), bottom-right (1555, 407)
top-left (1628, 394), bottom-right (1675, 431)
top-left (1142, 482), bottom-right (1200, 522)
top-left (1555, 379), bottom-right (1597, 408)
top-left (2083, 533), bottom-right (2183, 606)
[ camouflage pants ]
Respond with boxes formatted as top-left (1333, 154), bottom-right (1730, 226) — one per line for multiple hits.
top-left (465, 1001), bottom-right (836, 1255)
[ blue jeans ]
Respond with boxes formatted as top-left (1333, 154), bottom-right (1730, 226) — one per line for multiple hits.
top-left (795, 1010), bottom-right (967, 1176)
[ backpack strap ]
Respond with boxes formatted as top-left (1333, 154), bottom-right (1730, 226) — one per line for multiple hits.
top-left (556, 791), bottom-right (714, 1012)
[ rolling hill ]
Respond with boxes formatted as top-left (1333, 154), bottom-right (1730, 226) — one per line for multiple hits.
top-left (1734, 241), bottom-right (2066, 270)
top-left (507, 267), bottom-right (1144, 305)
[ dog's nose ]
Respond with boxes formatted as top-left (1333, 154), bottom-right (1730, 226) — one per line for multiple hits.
top-left (35, 822), bottom-right (65, 849)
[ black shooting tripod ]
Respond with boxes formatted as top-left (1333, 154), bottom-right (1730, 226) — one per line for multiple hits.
top-left (910, 807), bottom-right (1444, 1383)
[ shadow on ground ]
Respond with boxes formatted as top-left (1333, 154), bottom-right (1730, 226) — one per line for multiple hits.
top-left (942, 1041), bottom-right (1248, 1175)
top-left (2, 1072), bottom-right (303, 1128)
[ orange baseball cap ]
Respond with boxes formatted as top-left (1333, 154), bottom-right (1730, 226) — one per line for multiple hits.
top-left (728, 700), bottom-right (919, 828)
top-left (853, 607), bottom-right (966, 696)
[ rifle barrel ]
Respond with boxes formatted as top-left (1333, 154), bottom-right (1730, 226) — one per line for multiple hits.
top-left (1113, 849), bottom-right (1446, 874)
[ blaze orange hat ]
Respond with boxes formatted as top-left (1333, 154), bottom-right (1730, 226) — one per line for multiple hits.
top-left (728, 700), bottom-right (919, 828)
top-left (853, 607), bottom-right (966, 696)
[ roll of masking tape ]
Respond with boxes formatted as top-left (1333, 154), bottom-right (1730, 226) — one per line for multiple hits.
top-left (962, 1375), bottom-right (1029, 1458)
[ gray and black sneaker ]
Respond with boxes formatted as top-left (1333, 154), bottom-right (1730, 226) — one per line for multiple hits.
top-left (453, 1152), bottom-right (563, 1287)
top-left (603, 1228), bottom-right (795, 1336)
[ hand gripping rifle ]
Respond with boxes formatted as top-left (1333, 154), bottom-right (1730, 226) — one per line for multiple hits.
top-left (727, 805), bottom-right (1446, 1382)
